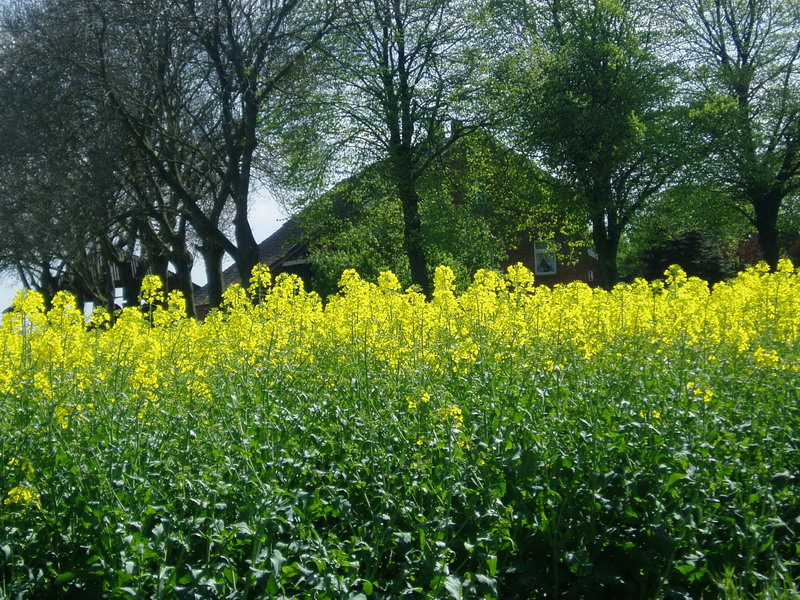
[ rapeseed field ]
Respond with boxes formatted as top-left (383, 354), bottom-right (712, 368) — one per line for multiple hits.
top-left (1, 262), bottom-right (798, 599)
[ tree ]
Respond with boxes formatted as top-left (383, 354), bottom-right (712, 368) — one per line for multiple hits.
top-left (492, 0), bottom-right (688, 287)
top-left (6, 0), bottom-right (336, 309)
top-left (0, 1), bottom-right (132, 309)
top-left (668, 0), bottom-right (800, 270)
top-left (299, 0), bottom-right (485, 297)
top-left (640, 229), bottom-right (737, 282)
top-left (299, 131), bottom-right (555, 296)
top-left (617, 183), bottom-right (751, 280)
top-left (0, 0), bottom-right (201, 313)
top-left (1, 0), bottom-right (337, 311)
top-left (92, 0), bottom-right (338, 306)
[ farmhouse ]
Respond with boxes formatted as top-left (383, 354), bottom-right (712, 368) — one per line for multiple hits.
top-left (194, 132), bottom-right (603, 316)
top-left (193, 221), bottom-right (602, 318)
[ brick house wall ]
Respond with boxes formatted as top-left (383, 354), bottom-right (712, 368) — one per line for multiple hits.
top-left (505, 235), bottom-right (604, 288)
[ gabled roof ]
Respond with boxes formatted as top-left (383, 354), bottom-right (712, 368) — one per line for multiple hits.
top-left (253, 217), bottom-right (305, 267)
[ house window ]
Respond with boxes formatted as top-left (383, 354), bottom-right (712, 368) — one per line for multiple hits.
top-left (534, 241), bottom-right (557, 275)
top-left (588, 270), bottom-right (595, 283)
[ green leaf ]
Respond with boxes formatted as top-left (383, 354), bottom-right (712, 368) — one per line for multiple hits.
top-left (282, 562), bottom-right (299, 578)
top-left (271, 549), bottom-right (286, 575)
top-left (266, 574), bottom-right (279, 595)
top-left (663, 472), bottom-right (686, 491)
top-left (394, 531), bottom-right (412, 544)
top-left (475, 573), bottom-right (497, 593)
top-left (486, 556), bottom-right (497, 577)
top-left (55, 571), bottom-right (75, 584)
top-left (444, 575), bottom-right (462, 600)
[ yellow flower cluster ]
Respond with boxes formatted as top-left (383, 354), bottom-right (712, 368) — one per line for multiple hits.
top-left (7, 457), bottom-right (34, 476)
top-left (438, 404), bottom-right (464, 429)
top-left (4, 485), bottom-right (41, 509)
top-left (687, 382), bottom-right (715, 403)
top-left (407, 391), bottom-right (431, 411)
top-left (0, 261), bottom-right (798, 432)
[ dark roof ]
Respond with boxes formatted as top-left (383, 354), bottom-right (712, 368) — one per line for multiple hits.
top-left (194, 218), bottom-right (306, 307)
top-left (252, 218), bottom-right (305, 267)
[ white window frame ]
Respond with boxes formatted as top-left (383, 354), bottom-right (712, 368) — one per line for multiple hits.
top-left (280, 258), bottom-right (309, 267)
top-left (534, 241), bottom-right (557, 275)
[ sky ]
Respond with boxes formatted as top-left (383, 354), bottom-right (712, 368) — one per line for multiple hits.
top-left (0, 189), bottom-right (289, 313)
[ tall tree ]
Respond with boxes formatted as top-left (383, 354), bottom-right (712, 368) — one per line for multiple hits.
top-left (0, 1), bottom-right (131, 309)
top-left (294, 131), bottom-right (555, 297)
top-left (668, 0), bottom-right (800, 269)
top-left (0, 0), bottom-right (203, 313)
top-left (492, 0), bottom-right (688, 287)
top-left (88, 0), bottom-right (337, 306)
top-left (304, 0), bottom-right (485, 297)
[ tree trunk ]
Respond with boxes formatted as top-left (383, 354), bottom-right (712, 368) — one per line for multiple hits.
top-left (118, 259), bottom-right (139, 308)
top-left (149, 254), bottom-right (170, 291)
top-left (752, 192), bottom-right (781, 270)
top-left (591, 213), bottom-right (620, 290)
top-left (39, 263), bottom-right (57, 309)
top-left (103, 262), bottom-right (116, 316)
top-left (201, 242), bottom-right (225, 309)
top-left (70, 286), bottom-right (86, 313)
top-left (393, 152), bottom-right (430, 297)
top-left (172, 246), bottom-right (196, 319)
top-left (231, 94), bottom-right (261, 290)
top-left (232, 199), bottom-right (260, 291)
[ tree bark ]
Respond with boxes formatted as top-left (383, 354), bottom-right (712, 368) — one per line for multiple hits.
top-left (118, 258), bottom-right (140, 308)
top-left (753, 191), bottom-right (782, 270)
top-left (231, 85), bottom-right (261, 289)
top-left (172, 245), bottom-right (196, 319)
top-left (591, 213), bottom-right (620, 290)
top-left (149, 254), bottom-right (171, 289)
top-left (201, 242), bottom-right (225, 309)
top-left (232, 184), bottom-right (260, 291)
top-left (393, 153), bottom-right (430, 297)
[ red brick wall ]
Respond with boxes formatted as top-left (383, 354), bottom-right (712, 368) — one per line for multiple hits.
top-left (736, 234), bottom-right (800, 266)
top-left (504, 236), bottom-right (603, 288)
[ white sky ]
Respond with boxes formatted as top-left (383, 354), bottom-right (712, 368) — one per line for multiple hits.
top-left (0, 188), bottom-right (288, 312)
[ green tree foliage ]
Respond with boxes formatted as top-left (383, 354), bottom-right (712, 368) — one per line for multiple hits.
top-left (668, 0), bottom-right (800, 270)
top-left (0, 0), bottom-right (336, 312)
top-left (7, 0), bottom-right (798, 307)
top-left (491, 0), bottom-right (689, 287)
top-left (293, 167), bottom-right (408, 297)
top-left (639, 230), bottom-right (737, 283)
top-left (298, 132), bottom-right (559, 297)
top-left (618, 183), bottom-right (751, 280)
top-left (283, 0), bottom-right (487, 297)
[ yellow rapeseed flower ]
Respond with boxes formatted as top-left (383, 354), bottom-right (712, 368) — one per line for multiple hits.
top-left (4, 485), bottom-right (41, 509)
